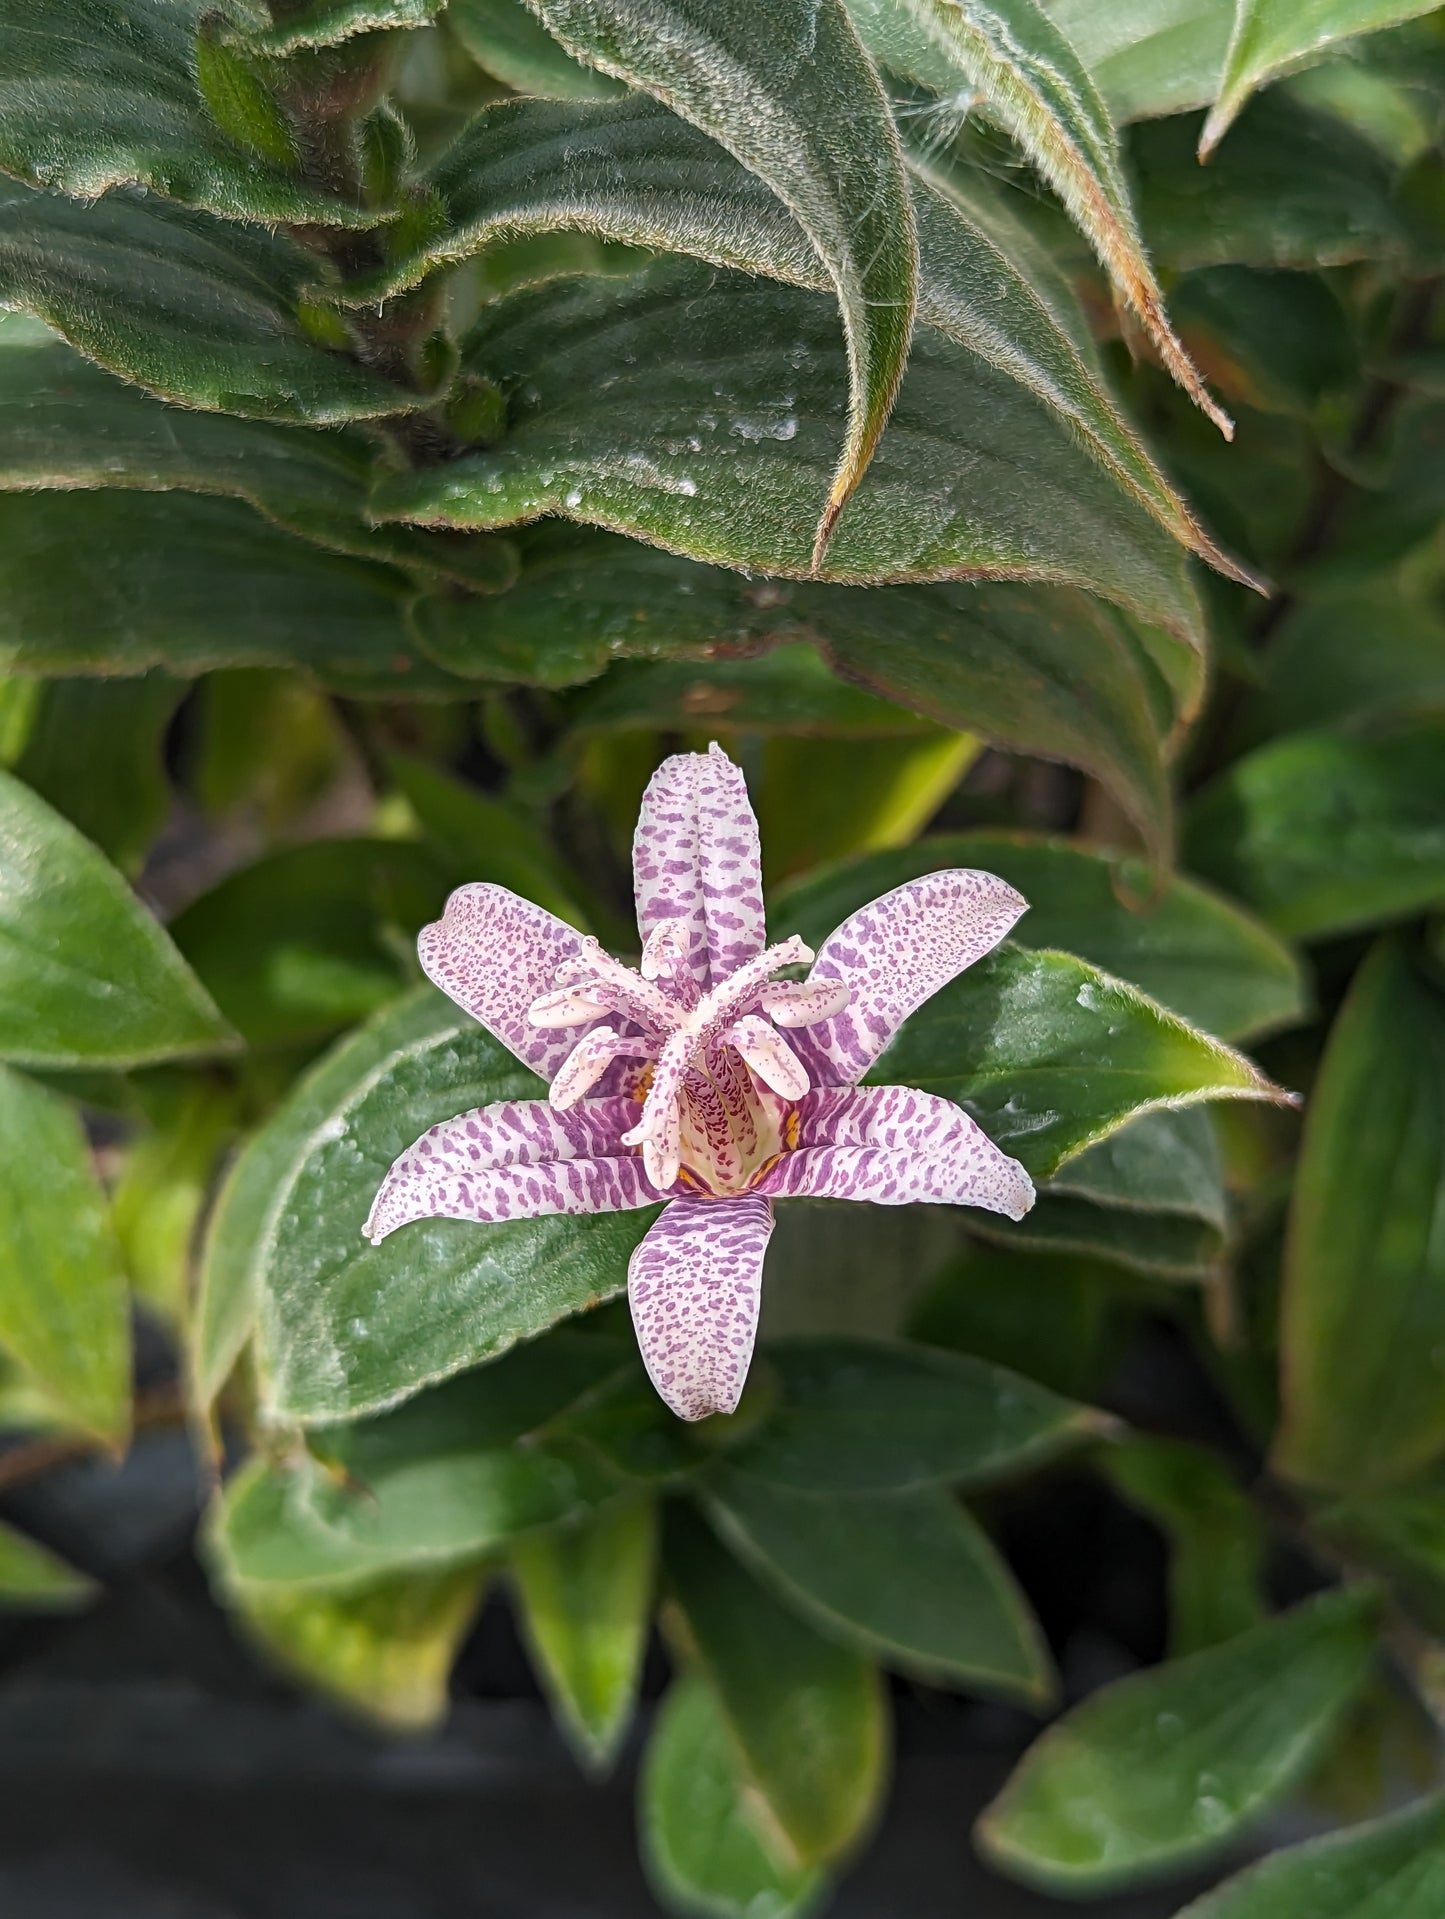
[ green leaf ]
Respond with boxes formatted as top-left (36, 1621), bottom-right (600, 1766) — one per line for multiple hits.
top-left (773, 831), bottom-right (1307, 1043)
top-left (463, 539), bottom-right (1184, 865)
top-left (0, 181), bottom-right (412, 423)
top-left (525, 0), bottom-right (917, 561)
top-left (755, 734), bottom-right (979, 882)
top-left (380, 258), bottom-right (1205, 648)
top-left (511, 1495), bottom-right (656, 1770)
top-left (642, 1675), bottom-right (828, 1919)
top-left (908, 1243), bottom-right (1122, 1399)
top-left (1203, 0), bottom-right (1441, 156)
top-left (976, 1585), bottom-right (1381, 1893)
top-left (0, 1518), bottom-right (95, 1611)
top-left (1170, 266), bottom-right (1358, 418)
top-left (1135, 93), bottom-right (1409, 269)
top-left (234, 1563), bottom-right (485, 1733)
top-left (1104, 1437), bottom-right (1266, 1655)
top-left (169, 839), bottom-right (449, 1052)
top-left (0, 0), bottom-right (377, 225)
top-left (703, 1470), bottom-right (1053, 1704)
top-left (0, 338), bottom-right (517, 591)
top-left (728, 1335), bottom-right (1100, 1494)
top-left (1171, 1790), bottom-right (1445, 1919)
top-left (9, 673), bottom-right (182, 876)
top-left (1186, 722), bottom-right (1445, 943)
top-left (1275, 938), bottom-right (1445, 1491)
top-left (844, 0), bottom-right (1230, 435)
top-left (1001, 1107), bottom-right (1229, 1280)
top-left (448, 0), bottom-right (626, 95)
top-left (664, 1503), bottom-right (887, 1868)
top-left (0, 1064), bottom-right (130, 1444)
top-left (228, 0), bottom-right (446, 54)
top-left (113, 1079), bottom-right (239, 1324)
top-left (1314, 1469), bottom-right (1445, 1635)
top-left (0, 493), bottom-right (468, 693)
top-left (386, 755), bottom-right (591, 928)
top-left (0, 770), bottom-right (234, 1070)
top-left (378, 95), bottom-right (1233, 579)
top-left (200, 986), bottom-right (656, 1425)
top-left (1037, 0), bottom-right (1233, 123)
top-left (870, 942), bottom-right (1289, 1178)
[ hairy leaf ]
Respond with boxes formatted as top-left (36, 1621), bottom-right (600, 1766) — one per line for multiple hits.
top-left (1038, 0), bottom-right (1234, 122)
top-left (1275, 938), bottom-right (1445, 1491)
top-left (525, 0), bottom-right (918, 563)
top-left (449, 0), bottom-right (626, 95)
top-left (976, 1586), bottom-right (1380, 1892)
top-left (872, 943), bottom-right (1290, 1177)
top-left (845, 0), bottom-right (1229, 435)
top-left (227, 0), bottom-right (446, 54)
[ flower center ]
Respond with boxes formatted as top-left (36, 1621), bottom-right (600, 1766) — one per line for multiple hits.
top-left (527, 920), bottom-right (850, 1195)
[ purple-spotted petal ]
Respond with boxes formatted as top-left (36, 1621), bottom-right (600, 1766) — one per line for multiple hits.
top-left (759, 1084), bottom-right (1034, 1220)
top-left (632, 742), bottom-right (766, 989)
top-left (788, 871), bottom-right (1027, 1087)
top-left (364, 1097), bottom-right (658, 1242)
top-left (418, 883), bottom-right (591, 1084)
top-left (627, 1195), bottom-right (773, 1421)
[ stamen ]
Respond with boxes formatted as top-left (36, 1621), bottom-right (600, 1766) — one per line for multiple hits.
top-left (550, 1027), bottom-right (654, 1110)
top-left (527, 985), bottom-right (613, 1029)
top-left (725, 1015), bottom-right (810, 1099)
top-left (551, 937), bottom-right (681, 1032)
top-left (760, 976), bottom-right (852, 1027)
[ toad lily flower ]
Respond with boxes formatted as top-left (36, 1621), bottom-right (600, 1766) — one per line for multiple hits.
top-left (366, 744), bottom-right (1034, 1421)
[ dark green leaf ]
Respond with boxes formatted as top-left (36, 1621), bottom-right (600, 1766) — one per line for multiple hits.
top-left (908, 1243), bottom-right (1122, 1400)
top-left (228, 0), bottom-right (445, 54)
top-left (773, 831), bottom-right (1308, 1043)
top-left (1185, 721), bottom-right (1445, 941)
top-left (202, 986), bottom-right (655, 1424)
top-left (0, 0), bottom-right (377, 225)
top-left (1171, 267), bottom-right (1358, 417)
top-left (1203, 0), bottom-right (1441, 156)
top-left (448, 0), bottom-right (626, 95)
top-left (641, 1676), bottom-right (828, 1919)
top-left (0, 1064), bottom-right (130, 1443)
top-left (1315, 1468), bottom-right (1445, 1636)
top-left (460, 539), bottom-right (1184, 865)
top-left (235, 1563), bottom-right (486, 1733)
top-left (976, 1586), bottom-right (1381, 1893)
top-left (512, 1495), bottom-right (656, 1770)
top-left (1104, 1437), bottom-right (1266, 1655)
top-left (1275, 938), bottom-right (1445, 1491)
top-left (380, 258), bottom-right (1205, 647)
top-left (0, 769), bottom-right (234, 1069)
top-left (870, 943), bottom-right (1288, 1178)
top-left (0, 181), bottom-right (412, 422)
top-left (0, 338), bottom-right (517, 590)
top-left (1171, 1790), bottom-right (1445, 1919)
top-left (703, 1470), bottom-right (1053, 1703)
top-left (0, 1518), bottom-right (96, 1611)
top-left (664, 1503), bottom-right (887, 1867)
top-left (728, 1335), bottom-right (1100, 1494)
top-left (1037, 0), bottom-right (1233, 123)
top-left (526, 0), bottom-right (918, 560)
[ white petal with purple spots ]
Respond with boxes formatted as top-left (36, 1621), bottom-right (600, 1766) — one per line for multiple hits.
top-left (632, 741), bottom-right (766, 989)
top-left (627, 1195), bottom-right (774, 1422)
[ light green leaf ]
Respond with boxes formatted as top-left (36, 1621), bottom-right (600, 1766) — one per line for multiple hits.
top-left (525, 0), bottom-right (918, 562)
top-left (0, 0), bottom-right (377, 225)
top-left (0, 493), bottom-right (468, 693)
top-left (0, 181), bottom-right (412, 423)
top-left (0, 338), bottom-right (517, 590)
top-left (1038, 0), bottom-right (1233, 123)
top-left (1172, 1790), bottom-right (1445, 1919)
top-left (664, 1503), bottom-right (887, 1868)
top-left (642, 1676), bottom-right (828, 1919)
top-left (113, 1079), bottom-right (239, 1325)
top-left (376, 95), bottom-right (1234, 578)
top-left (703, 1470), bottom-right (1053, 1703)
top-left (976, 1585), bottom-right (1381, 1892)
top-left (461, 540), bottom-right (1183, 865)
top-left (235, 1563), bottom-right (486, 1733)
top-left (1104, 1437), bottom-right (1266, 1655)
top-left (380, 258), bottom-right (1205, 647)
top-left (755, 734), bottom-right (979, 882)
top-left (448, 0), bottom-right (626, 95)
top-left (512, 1495), bottom-right (656, 1771)
top-left (1275, 938), bottom-right (1445, 1492)
top-left (870, 943), bottom-right (1289, 1178)
top-left (199, 986), bottom-right (656, 1425)
top-left (386, 755), bottom-right (591, 928)
top-left (9, 673), bottom-right (182, 876)
top-left (1185, 721), bottom-right (1445, 942)
top-left (0, 1517), bottom-right (95, 1610)
top-left (0, 770), bottom-right (234, 1070)
top-left (728, 1336), bottom-right (1100, 1494)
top-left (845, 0), bottom-right (1229, 435)
top-left (1203, 0), bottom-right (1441, 157)
top-left (0, 1064), bottom-right (130, 1444)
top-left (773, 830), bottom-right (1308, 1043)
